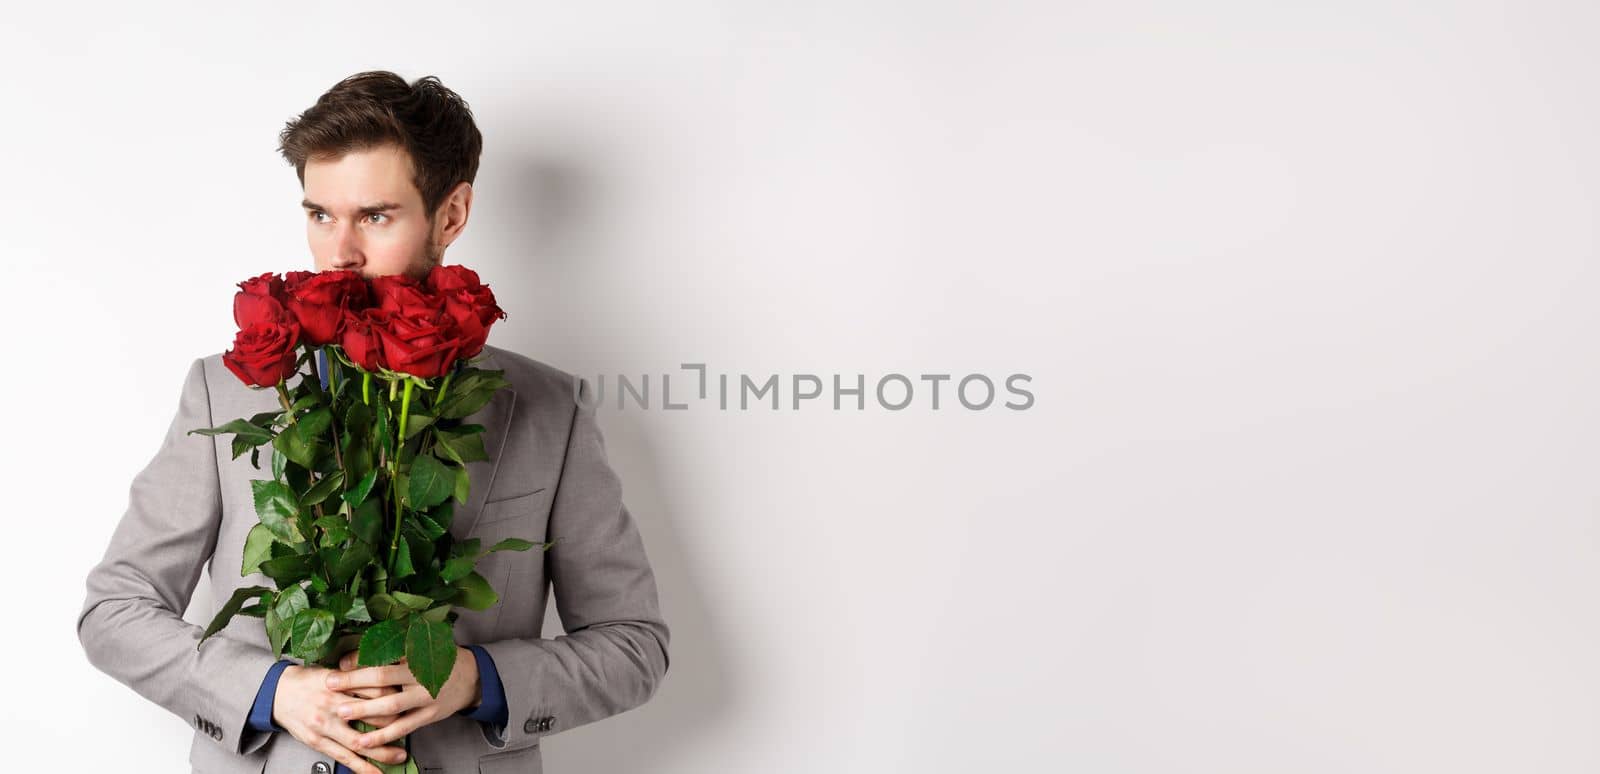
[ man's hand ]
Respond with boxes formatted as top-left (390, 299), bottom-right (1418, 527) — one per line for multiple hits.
top-left (273, 664), bottom-right (410, 774)
top-left (325, 647), bottom-right (482, 752)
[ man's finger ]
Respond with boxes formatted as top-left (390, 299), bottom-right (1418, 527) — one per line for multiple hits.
top-left (312, 736), bottom-right (385, 774)
top-left (353, 710), bottom-right (429, 751)
top-left (325, 721), bottom-right (408, 767)
top-left (339, 651), bottom-right (409, 671)
top-left (337, 689), bottom-right (423, 722)
top-left (328, 664), bottom-right (414, 691)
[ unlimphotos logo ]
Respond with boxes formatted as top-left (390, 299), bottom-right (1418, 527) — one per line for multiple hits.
top-left (568, 364), bottom-right (1035, 411)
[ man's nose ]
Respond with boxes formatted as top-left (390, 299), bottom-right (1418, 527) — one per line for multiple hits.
top-left (331, 225), bottom-right (363, 270)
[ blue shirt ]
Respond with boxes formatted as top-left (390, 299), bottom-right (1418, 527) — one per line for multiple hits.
top-left (245, 350), bottom-right (508, 772)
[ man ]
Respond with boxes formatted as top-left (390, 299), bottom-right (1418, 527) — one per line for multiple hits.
top-left (77, 71), bottom-right (671, 774)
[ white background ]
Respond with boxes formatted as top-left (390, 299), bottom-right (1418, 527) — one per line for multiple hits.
top-left (3, 1), bottom-right (1599, 772)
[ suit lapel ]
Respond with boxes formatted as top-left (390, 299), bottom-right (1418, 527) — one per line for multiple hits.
top-left (450, 344), bottom-right (518, 542)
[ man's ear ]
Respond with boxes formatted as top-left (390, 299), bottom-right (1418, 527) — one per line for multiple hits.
top-left (434, 181), bottom-right (474, 249)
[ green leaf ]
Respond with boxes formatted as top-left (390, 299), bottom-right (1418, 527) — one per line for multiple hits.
top-left (358, 618), bottom-right (408, 666)
top-left (301, 470), bottom-right (346, 507)
top-left (429, 500), bottom-right (456, 532)
top-left (312, 515), bottom-right (351, 546)
top-left (345, 596), bottom-right (372, 624)
top-left (331, 541), bottom-right (374, 586)
top-left (276, 586), bottom-right (309, 617)
top-left (434, 369), bottom-right (510, 419)
top-left (266, 586), bottom-right (308, 657)
top-left (403, 411), bottom-right (436, 440)
top-left (374, 401), bottom-right (393, 457)
top-left (324, 591), bottom-right (353, 622)
top-left (391, 591), bottom-right (434, 611)
top-left (433, 426), bottom-right (489, 464)
top-left (350, 497), bottom-right (384, 545)
top-left (198, 585), bottom-right (271, 645)
top-left (273, 406), bottom-right (332, 469)
top-left (265, 607), bottom-right (290, 657)
top-left (290, 608), bottom-right (335, 660)
top-left (299, 407), bottom-right (333, 438)
top-left (453, 463), bottom-right (471, 504)
top-left (392, 535), bottom-right (415, 580)
top-left (414, 513), bottom-right (448, 541)
top-left (439, 556), bottom-right (475, 583)
top-left (259, 554), bottom-right (314, 587)
top-left (251, 480), bottom-right (303, 544)
top-left (272, 421), bottom-right (321, 469)
top-left (366, 593), bottom-right (403, 621)
top-left (404, 618), bottom-right (457, 699)
top-left (344, 399), bottom-right (373, 434)
top-left (344, 435), bottom-right (374, 486)
top-left (187, 418), bottom-right (273, 445)
top-left (407, 454), bottom-right (454, 511)
top-left (343, 469), bottom-right (379, 508)
top-left (241, 523), bottom-right (275, 576)
top-left (420, 604), bottom-right (451, 623)
top-left (454, 571), bottom-right (498, 611)
top-left (485, 537), bottom-right (538, 554)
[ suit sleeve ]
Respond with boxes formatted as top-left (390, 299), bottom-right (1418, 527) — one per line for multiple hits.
top-left (76, 356), bottom-right (283, 756)
top-left (475, 376), bottom-right (671, 750)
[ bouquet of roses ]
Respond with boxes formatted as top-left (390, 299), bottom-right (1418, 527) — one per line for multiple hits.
top-left (189, 265), bottom-right (548, 771)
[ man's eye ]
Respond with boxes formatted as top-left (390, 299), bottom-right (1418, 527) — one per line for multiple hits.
top-left (310, 211), bottom-right (330, 223)
top-left (366, 213), bottom-right (388, 224)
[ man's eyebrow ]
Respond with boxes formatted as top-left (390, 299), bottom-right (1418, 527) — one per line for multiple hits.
top-left (300, 199), bottom-right (403, 214)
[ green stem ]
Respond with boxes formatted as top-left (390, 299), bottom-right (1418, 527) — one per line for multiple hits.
top-left (388, 379), bottom-right (415, 572)
top-left (275, 380), bottom-right (297, 423)
top-left (434, 368), bottom-right (455, 410)
top-left (362, 372), bottom-right (371, 406)
top-left (319, 346), bottom-right (344, 471)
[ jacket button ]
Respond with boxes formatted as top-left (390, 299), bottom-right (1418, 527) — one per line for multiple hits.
top-left (525, 718), bottom-right (539, 733)
top-left (312, 763), bottom-right (331, 773)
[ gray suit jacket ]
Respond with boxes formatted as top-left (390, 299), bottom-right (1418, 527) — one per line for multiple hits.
top-left (78, 344), bottom-right (671, 773)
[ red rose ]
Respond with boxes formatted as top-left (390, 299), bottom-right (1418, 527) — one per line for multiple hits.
top-left (425, 265), bottom-right (507, 359)
top-left (370, 274), bottom-right (443, 318)
top-left (233, 272), bottom-right (288, 329)
top-left (223, 312), bottom-right (301, 387)
top-left (340, 307), bottom-right (390, 372)
top-left (377, 308), bottom-right (465, 379)
top-left (424, 264), bottom-right (482, 293)
top-left (285, 270), bottom-right (369, 346)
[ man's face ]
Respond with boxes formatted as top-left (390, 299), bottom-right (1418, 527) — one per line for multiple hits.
top-left (301, 143), bottom-right (440, 280)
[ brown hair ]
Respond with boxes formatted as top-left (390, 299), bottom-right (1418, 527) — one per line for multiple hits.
top-left (278, 71), bottom-right (483, 218)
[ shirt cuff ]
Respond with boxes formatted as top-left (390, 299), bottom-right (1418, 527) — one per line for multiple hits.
top-left (249, 660), bottom-right (295, 733)
top-left (459, 644), bottom-right (509, 729)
